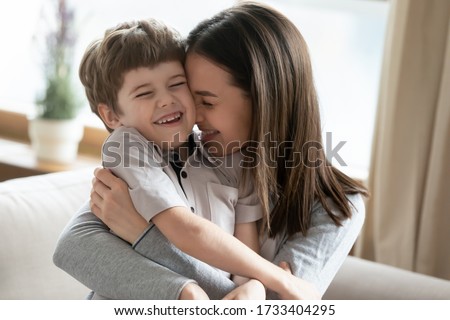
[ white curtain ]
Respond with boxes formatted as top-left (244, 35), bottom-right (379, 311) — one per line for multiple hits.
top-left (355, 0), bottom-right (450, 280)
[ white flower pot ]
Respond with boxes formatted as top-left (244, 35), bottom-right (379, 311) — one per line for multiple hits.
top-left (28, 118), bottom-right (84, 164)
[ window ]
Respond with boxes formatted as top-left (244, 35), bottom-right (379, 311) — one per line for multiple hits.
top-left (261, 0), bottom-right (390, 179)
top-left (0, 0), bottom-right (389, 179)
top-left (0, 0), bottom-right (236, 128)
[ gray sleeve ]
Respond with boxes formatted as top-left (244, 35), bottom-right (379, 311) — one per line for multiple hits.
top-left (53, 201), bottom-right (195, 300)
top-left (268, 193), bottom-right (365, 298)
top-left (133, 225), bottom-right (236, 300)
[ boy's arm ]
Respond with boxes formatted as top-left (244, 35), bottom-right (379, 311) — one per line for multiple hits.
top-left (150, 206), bottom-right (299, 297)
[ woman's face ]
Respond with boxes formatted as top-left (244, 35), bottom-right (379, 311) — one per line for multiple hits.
top-left (185, 53), bottom-right (252, 157)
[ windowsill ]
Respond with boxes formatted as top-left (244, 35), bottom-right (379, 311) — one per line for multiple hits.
top-left (0, 137), bottom-right (101, 181)
top-left (0, 109), bottom-right (106, 180)
top-left (0, 109), bottom-right (108, 156)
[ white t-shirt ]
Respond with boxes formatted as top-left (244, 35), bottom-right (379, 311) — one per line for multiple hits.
top-left (102, 126), bottom-right (262, 236)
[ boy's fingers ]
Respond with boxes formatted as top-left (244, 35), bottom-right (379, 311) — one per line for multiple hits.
top-left (222, 293), bottom-right (235, 300)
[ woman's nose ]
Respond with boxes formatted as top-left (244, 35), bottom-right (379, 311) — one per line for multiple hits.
top-left (195, 105), bottom-right (205, 123)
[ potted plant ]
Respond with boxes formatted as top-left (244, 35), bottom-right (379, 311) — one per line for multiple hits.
top-left (28, 0), bottom-right (83, 164)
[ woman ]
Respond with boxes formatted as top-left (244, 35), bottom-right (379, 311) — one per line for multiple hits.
top-left (54, 2), bottom-right (367, 300)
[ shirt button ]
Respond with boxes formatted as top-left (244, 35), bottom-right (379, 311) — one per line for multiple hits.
top-left (190, 207), bottom-right (195, 213)
top-left (181, 171), bottom-right (187, 179)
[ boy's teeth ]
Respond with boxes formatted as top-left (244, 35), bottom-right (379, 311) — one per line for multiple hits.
top-left (156, 112), bottom-right (181, 124)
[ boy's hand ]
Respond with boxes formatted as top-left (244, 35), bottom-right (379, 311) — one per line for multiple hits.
top-left (275, 265), bottom-right (322, 300)
top-left (179, 283), bottom-right (210, 300)
top-left (222, 279), bottom-right (266, 300)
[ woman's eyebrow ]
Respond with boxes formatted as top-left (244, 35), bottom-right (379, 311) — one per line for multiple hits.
top-left (195, 90), bottom-right (218, 97)
top-left (170, 73), bottom-right (186, 80)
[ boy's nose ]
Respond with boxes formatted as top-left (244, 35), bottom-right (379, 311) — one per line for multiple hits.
top-left (157, 91), bottom-right (174, 108)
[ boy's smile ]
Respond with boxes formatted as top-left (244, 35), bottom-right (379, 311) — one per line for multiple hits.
top-left (154, 111), bottom-right (182, 125)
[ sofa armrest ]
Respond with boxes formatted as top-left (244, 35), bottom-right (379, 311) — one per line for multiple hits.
top-left (323, 256), bottom-right (450, 299)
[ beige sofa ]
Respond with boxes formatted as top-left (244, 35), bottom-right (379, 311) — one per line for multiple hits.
top-left (1, 169), bottom-right (450, 300)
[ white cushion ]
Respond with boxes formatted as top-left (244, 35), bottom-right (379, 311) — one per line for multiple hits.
top-left (0, 169), bottom-right (93, 299)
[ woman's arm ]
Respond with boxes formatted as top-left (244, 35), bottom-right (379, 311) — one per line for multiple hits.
top-left (53, 201), bottom-right (197, 299)
top-left (269, 193), bottom-right (366, 298)
top-left (133, 224), bottom-right (236, 299)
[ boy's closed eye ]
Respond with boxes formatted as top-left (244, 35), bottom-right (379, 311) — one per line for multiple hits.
top-left (135, 91), bottom-right (153, 98)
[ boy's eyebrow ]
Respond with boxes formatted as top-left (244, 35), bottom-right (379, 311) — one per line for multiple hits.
top-left (194, 90), bottom-right (218, 97)
top-left (129, 83), bottom-right (151, 96)
top-left (128, 74), bottom-right (186, 96)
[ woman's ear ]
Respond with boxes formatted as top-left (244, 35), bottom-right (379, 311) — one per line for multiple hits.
top-left (98, 104), bottom-right (121, 129)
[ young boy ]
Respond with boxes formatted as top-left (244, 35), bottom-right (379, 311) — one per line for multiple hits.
top-left (79, 19), bottom-right (263, 298)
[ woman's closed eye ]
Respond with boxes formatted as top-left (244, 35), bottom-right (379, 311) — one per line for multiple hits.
top-left (200, 100), bottom-right (213, 108)
top-left (169, 81), bottom-right (187, 88)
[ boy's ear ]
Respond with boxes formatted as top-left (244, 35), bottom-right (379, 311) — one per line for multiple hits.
top-left (98, 103), bottom-right (121, 129)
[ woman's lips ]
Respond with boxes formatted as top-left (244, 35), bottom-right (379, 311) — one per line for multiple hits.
top-left (200, 129), bottom-right (219, 142)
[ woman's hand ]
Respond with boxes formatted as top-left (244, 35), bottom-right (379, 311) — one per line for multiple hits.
top-left (222, 279), bottom-right (266, 300)
top-left (276, 261), bottom-right (322, 300)
top-left (90, 167), bottom-right (149, 244)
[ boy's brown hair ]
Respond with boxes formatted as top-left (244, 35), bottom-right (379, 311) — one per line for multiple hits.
top-left (79, 19), bottom-right (185, 132)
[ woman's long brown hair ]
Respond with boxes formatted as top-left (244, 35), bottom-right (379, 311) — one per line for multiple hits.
top-left (187, 2), bottom-right (368, 237)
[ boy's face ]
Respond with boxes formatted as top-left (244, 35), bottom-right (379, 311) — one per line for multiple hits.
top-left (115, 61), bottom-right (195, 149)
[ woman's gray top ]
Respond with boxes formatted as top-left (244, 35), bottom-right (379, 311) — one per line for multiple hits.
top-left (53, 193), bottom-right (365, 299)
